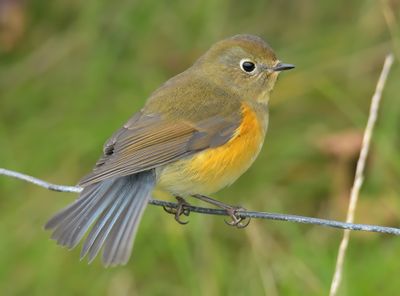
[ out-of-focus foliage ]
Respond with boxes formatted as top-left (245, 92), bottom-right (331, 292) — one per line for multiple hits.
top-left (1, 0), bottom-right (399, 295)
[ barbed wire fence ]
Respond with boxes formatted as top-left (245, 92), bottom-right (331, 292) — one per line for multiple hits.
top-left (0, 166), bottom-right (400, 235)
top-left (0, 53), bottom-right (395, 295)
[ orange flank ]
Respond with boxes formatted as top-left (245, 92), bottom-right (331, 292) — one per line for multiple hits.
top-left (158, 102), bottom-right (266, 195)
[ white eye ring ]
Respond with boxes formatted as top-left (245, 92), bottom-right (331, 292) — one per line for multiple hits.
top-left (240, 59), bottom-right (257, 74)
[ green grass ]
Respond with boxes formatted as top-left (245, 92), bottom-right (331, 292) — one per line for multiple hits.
top-left (1, 0), bottom-right (400, 295)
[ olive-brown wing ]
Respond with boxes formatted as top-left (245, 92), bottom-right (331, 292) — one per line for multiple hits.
top-left (78, 111), bottom-right (239, 186)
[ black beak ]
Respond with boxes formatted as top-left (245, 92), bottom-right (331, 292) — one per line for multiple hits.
top-left (273, 63), bottom-right (295, 72)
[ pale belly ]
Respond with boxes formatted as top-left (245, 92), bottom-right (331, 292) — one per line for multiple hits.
top-left (157, 103), bottom-right (267, 196)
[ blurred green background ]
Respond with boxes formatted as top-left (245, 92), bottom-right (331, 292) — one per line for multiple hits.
top-left (1, 0), bottom-right (400, 295)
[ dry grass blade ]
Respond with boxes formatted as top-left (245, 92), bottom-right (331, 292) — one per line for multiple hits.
top-left (329, 53), bottom-right (395, 296)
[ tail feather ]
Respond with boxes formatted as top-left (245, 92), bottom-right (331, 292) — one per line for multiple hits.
top-left (102, 186), bottom-right (148, 266)
top-left (60, 181), bottom-right (125, 248)
top-left (82, 180), bottom-right (137, 263)
top-left (45, 171), bottom-right (155, 267)
top-left (80, 187), bottom-right (132, 262)
top-left (85, 197), bottom-right (131, 264)
top-left (50, 181), bottom-right (118, 248)
top-left (45, 184), bottom-right (101, 229)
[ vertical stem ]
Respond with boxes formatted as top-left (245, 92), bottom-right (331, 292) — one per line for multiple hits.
top-left (329, 54), bottom-right (394, 296)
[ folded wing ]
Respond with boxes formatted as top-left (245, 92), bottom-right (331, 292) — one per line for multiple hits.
top-left (79, 111), bottom-right (240, 186)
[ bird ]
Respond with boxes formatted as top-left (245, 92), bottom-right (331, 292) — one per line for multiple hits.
top-left (44, 34), bottom-right (294, 267)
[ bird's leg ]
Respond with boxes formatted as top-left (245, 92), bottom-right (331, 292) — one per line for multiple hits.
top-left (163, 196), bottom-right (191, 225)
top-left (192, 194), bottom-right (250, 228)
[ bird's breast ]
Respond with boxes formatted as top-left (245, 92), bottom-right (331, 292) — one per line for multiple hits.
top-left (157, 102), bottom-right (267, 196)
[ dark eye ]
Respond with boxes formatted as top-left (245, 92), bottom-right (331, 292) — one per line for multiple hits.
top-left (240, 60), bottom-right (256, 73)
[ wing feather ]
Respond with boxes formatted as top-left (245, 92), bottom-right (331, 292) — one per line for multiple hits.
top-left (78, 111), bottom-right (240, 186)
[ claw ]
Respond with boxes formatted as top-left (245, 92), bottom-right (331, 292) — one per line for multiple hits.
top-left (224, 207), bottom-right (251, 228)
top-left (191, 194), bottom-right (251, 228)
top-left (163, 196), bottom-right (191, 225)
top-left (163, 205), bottom-right (175, 214)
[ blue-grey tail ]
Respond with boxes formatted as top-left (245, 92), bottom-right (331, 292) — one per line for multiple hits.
top-left (44, 171), bottom-right (155, 267)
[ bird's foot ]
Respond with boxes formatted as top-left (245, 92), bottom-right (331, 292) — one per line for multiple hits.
top-left (163, 196), bottom-right (191, 225)
top-left (223, 206), bottom-right (250, 228)
top-left (192, 194), bottom-right (251, 228)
